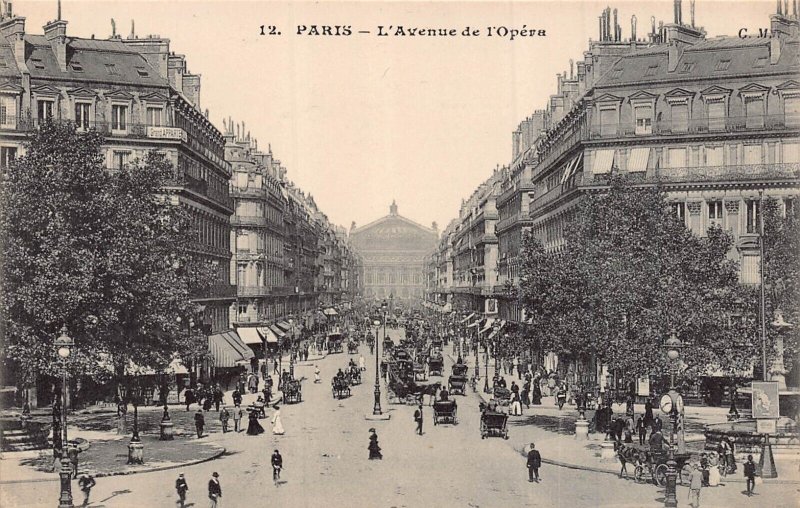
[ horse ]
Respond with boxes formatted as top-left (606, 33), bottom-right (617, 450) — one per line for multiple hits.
top-left (412, 381), bottom-right (441, 406)
top-left (616, 443), bottom-right (644, 479)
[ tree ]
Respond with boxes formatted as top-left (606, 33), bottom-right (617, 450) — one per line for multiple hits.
top-left (0, 122), bottom-right (214, 390)
top-left (518, 175), bottom-right (755, 385)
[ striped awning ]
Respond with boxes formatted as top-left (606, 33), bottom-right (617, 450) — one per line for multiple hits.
top-left (324, 307), bottom-right (338, 316)
top-left (479, 318), bottom-right (496, 333)
top-left (560, 153), bottom-right (583, 184)
top-left (592, 149), bottom-right (616, 174)
top-left (208, 331), bottom-right (254, 368)
top-left (258, 327), bottom-right (279, 343)
top-left (460, 312), bottom-right (476, 323)
top-left (236, 326), bottom-right (263, 345)
top-left (627, 147), bottom-right (650, 173)
top-left (275, 321), bottom-right (291, 331)
top-left (270, 325), bottom-right (286, 338)
top-left (488, 320), bottom-right (506, 339)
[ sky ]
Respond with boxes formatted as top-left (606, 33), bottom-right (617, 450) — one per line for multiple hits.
top-left (16, 0), bottom-right (776, 230)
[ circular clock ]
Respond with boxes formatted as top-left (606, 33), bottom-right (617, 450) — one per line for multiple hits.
top-left (660, 393), bottom-right (673, 414)
top-left (675, 394), bottom-right (684, 413)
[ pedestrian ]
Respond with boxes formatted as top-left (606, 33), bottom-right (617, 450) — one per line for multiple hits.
top-left (194, 409), bottom-right (205, 438)
top-left (510, 391), bottom-right (523, 416)
top-left (521, 380), bottom-right (531, 408)
top-left (414, 403), bottom-right (423, 435)
top-left (368, 428), bottom-right (382, 460)
top-left (688, 462), bottom-right (704, 508)
top-left (67, 441), bottom-right (80, 477)
top-left (655, 415), bottom-right (663, 432)
top-left (532, 380), bottom-right (542, 405)
top-left (636, 415), bottom-right (647, 445)
top-left (175, 473), bottom-right (189, 508)
top-left (202, 393), bottom-right (212, 412)
top-left (271, 404), bottom-right (285, 435)
top-left (213, 385), bottom-right (223, 412)
top-left (271, 449), bottom-right (283, 486)
top-left (512, 356), bottom-right (519, 379)
top-left (248, 373), bottom-right (259, 394)
top-left (232, 404), bottom-right (243, 432)
top-left (220, 406), bottom-right (230, 433)
top-left (644, 398), bottom-right (654, 428)
top-left (184, 387), bottom-right (196, 412)
top-left (231, 388), bottom-right (242, 407)
top-left (359, 354), bottom-right (365, 371)
top-left (314, 366), bottom-right (321, 384)
top-left (527, 442), bottom-right (542, 482)
top-left (208, 472), bottom-right (222, 508)
top-left (743, 454), bottom-right (757, 496)
top-left (273, 358), bottom-right (279, 375)
top-left (246, 406), bottom-right (265, 435)
top-left (77, 474), bottom-right (95, 507)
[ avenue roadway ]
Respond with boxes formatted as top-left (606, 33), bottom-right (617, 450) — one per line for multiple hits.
top-left (1, 327), bottom-right (792, 507)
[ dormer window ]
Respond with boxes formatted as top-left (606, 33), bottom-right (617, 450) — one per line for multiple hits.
top-left (714, 59), bottom-right (731, 71)
top-left (753, 56), bottom-right (768, 68)
top-left (111, 104), bottom-right (128, 133)
top-left (135, 67), bottom-right (149, 77)
top-left (30, 58), bottom-right (45, 70)
top-left (634, 104), bottom-right (653, 135)
top-left (105, 63), bottom-right (119, 76)
top-left (679, 62), bottom-right (696, 73)
top-left (71, 61), bottom-right (83, 72)
top-left (644, 65), bottom-right (658, 77)
top-left (744, 95), bottom-right (765, 129)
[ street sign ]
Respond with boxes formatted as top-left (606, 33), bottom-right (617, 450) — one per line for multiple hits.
top-left (757, 418), bottom-right (777, 434)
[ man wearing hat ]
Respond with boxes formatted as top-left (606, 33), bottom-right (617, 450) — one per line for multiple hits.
top-left (414, 403), bottom-right (424, 436)
top-left (368, 428), bottom-right (382, 460)
top-left (208, 472), bottom-right (222, 507)
top-left (175, 473), bottom-right (189, 508)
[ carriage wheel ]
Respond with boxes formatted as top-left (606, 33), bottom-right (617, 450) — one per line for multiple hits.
top-left (654, 464), bottom-right (669, 486)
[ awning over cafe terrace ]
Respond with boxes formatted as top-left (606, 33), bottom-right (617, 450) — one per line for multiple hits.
top-left (460, 312), bottom-right (476, 323)
top-left (258, 327), bottom-right (279, 343)
top-left (208, 331), bottom-right (254, 368)
top-left (236, 326), bottom-right (263, 345)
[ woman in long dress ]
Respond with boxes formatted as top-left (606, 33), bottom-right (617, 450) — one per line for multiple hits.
top-left (246, 407), bottom-right (265, 435)
top-left (271, 405), bottom-right (285, 435)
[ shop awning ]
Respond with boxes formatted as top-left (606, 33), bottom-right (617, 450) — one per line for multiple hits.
top-left (627, 147), bottom-right (650, 173)
top-left (479, 318), bottom-right (496, 333)
top-left (592, 149), bottom-right (616, 174)
top-left (460, 312), bottom-right (476, 323)
top-left (488, 320), bottom-right (506, 339)
top-left (275, 321), bottom-right (291, 331)
top-left (466, 319), bottom-right (482, 329)
top-left (561, 153), bottom-right (583, 184)
top-left (258, 327), bottom-right (279, 343)
top-left (236, 327), bottom-right (263, 345)
top-left (270, 325), bottom-right (286, 338)
top-left (208, 331), bottom-right (254, 368)
top-left (324, 307), bottom-right (338, 316)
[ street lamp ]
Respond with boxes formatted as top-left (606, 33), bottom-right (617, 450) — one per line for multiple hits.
top-left (288, 318), bottom-right (295, 378)
top-left (159, 372), bottom-right (173, 441)
top-left (54, 326), bottom-right (74, 508)
top-left (662, 330), bottom-right (684, 508)
top-left (373, 318), bottom-right (383, 415)
top-left (770, 309), bottom-right (793, 390)
top-left (123, 378), bottom-right (144, 465)
top-left (483, 339), bottom-right (491, 393)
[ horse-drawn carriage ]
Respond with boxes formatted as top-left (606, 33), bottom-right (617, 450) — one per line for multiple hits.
top-left (349, 365), bottom-right (362, 385)
top-left (479, 404), bottom-right (509, 439)
top-left (428, 354), bottom-right (444, 377)
top-left (413, 361), bottom-right (428, 381)
top-left (282, 379), bottom-right (302, 404)
top-left (491, 386), bottom-right (512, 413)
top-left (383, 336), bottom-right (394, 355)
top-left (347, 340), bottom-right (359, 354)
top-left (433, 399), bottom-right (457, 425)
top-left (623, 445), bottom-right (692, 486)
top-left (448, 363), bottom-right (469, 395)
top-left (328, 332), bottom-right (343, 354)
top-left (332, 376), bottom-right (351, 399)
top-left (431, 337), bottom-right (443, 351)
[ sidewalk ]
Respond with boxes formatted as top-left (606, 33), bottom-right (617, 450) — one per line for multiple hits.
top-left (447, 351), bottom-right (800, 485)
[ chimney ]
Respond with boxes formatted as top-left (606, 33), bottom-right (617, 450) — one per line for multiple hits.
top-left (182, 72), bottom-right (200, 109)
top-left (631, 15), bottom-right (637, 41)
top-left (690, 0), bottom-right (696, 27)
top-left (431, 221), bottom-right (438, 231)
top-left (569, 59), bottom-right (574, 79)
top-left (674, 0), bottom-right (682, 24)
top-left (770, 37), bottom-right (782, 64)
top-left (605, 7), bottom-right (612, 40)
top-left (0, 15), bottom-right (25, 70)
top-left (598, 15), bottom-right (603, 40)
top-left (168, 53), bottom-right (186, 93)
top-left (122, 35), bottom-right (171, 78)
top-left (613, 8), bottom-right (619, 41)
top-left (668, 43), bottom-right (681, 71)
top-left (43, 19), bottom-right (68, 72)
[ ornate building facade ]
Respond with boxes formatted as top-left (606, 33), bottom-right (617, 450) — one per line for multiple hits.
top-left (350, 202), bottom-right (438, 301)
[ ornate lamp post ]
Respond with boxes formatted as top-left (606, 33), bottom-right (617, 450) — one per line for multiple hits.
top-left (126, 378), bottom-right (144, 465)
top-left (289, 318), bottom-right (295, 378)
top-left (770, 309), bottom-right (793, 390)
top-left (366, 301), bottom-right (390, 420)
top-left (483, 335), bottom-right (491, 393)
top-left (662, 330), bottom-right (684, 508)
top-left (159, 372), bottom-right (173, 441)
top-left (55, 326), bottom-right (74, 508)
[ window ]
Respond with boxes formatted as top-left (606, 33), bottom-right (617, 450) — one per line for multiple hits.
top-left (714, 59), bottom-right (731, 71)
top-left (0, 146), bottom-right (17, 168)
top-left (135, 67), bottom-right (149, 77)
top-left (679, 62), bottom-right (696, 73)
top-left (785, 96), bottom-right (800, 128)
top-left (740, 255), bottom-right (760, 285)
top-left (745, 97), bottom-right (765, 129)
top-left (112, 150), bottom-right (130, 170)
top-left (75, 102), bottom-right (90, 131)
top-left (708, 201), bottom-right (723, 228)
top-left (70, 60), bottom-right (83, 72)
top-left (599, 107), bottom-right (617, 136)
top-left (105, 63), bottom-right (119, 75)
top-left (784, 142), bottom-right (800, 163)
top-left (746, 199), bottom-right (760, 234)
top-left (238, 302), bottom-right (247, 315)
top-left (644, 64), bottom-right (658, 77)
top-left (707, 101), bottom-right (726, 131)
top-left (37, 99), bottom-right (54, 123)
top-left (634, 105), bottom-right (653, 135)
top-left (667, 147), bottom-right (687, 168)
top-left (743, 144), bottom-right (763, 165)
top-left (705, 146), bottom-right (724, 166)
top-left (111, 104), bottom-right (127, 132)
top-left (30, 58), bottom-right (44, 69)
top-left (671, 202), bottom-right (686, 223)
top-left (671, 103), bottom-right (689, 133)
top-left (146, 107), bottom-right (163, 127)
top-left (753, 56), bottom-right (768, 68)
top-left (784, 198), bottom-right (795, 218)
top-left (0, 95), bottom-right (16, 127)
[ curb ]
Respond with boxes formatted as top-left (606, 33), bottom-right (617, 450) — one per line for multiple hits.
top-left (0, 447), bottom-right (227, 485)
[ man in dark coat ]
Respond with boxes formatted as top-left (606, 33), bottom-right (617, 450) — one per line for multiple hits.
top-left (271, 449), bottom-right (283, 485)
top-left (175, 473), bottom-right (189, 508)
top-left (644, 399), bottom-right (654, 427)
top-left (194, 409), bottom-right (205, 438)
top-left (232, 389), bottom-right (242, 407)
top-left (208, 472), bottom-right (221, 507)
top-left (414, 403), bottom-right (423, 435)
top-left (636, 416), bottom-right (647, 445)
top-left (527, 442), bottom-right (542, 482)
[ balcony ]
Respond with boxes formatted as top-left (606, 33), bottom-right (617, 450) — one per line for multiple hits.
top-left (529, 173), bottom-right (585, 214)
top-left (190, 283), bottom-right (237, 300)
top-left (237, 285), bottom-right (272, 297)
top-left (644, 162), bottom-right (798, 185)
top-left (231, 215), bottom-right (269, 227)
top-left (588, 113), bottom-right (799, 140)
top-left (167, 174), bottom-right (234, 211)
top-left (231, 186), bottom-right (266, 199)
